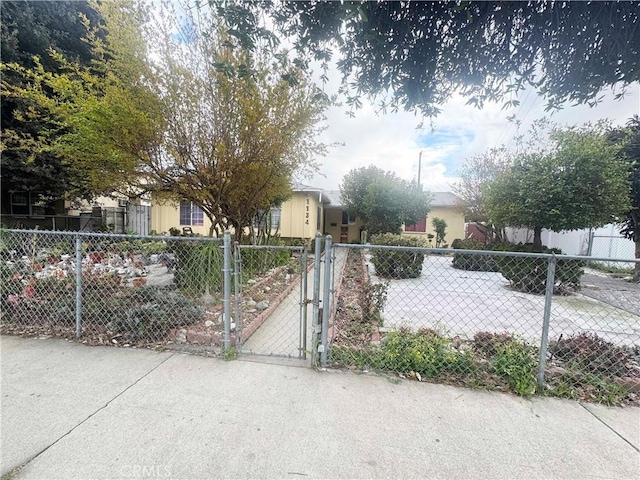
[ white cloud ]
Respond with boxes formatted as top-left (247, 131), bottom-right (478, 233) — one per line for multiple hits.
top-left (310, 70), bottom-right (640, 193)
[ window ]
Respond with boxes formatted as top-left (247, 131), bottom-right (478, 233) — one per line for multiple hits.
top-left (405, 218), bottom-right (427, 232)
top-left (10, 191), bottom-right (46, 216)
top-left (270, 207), bottom-right (281, 229)
top-left (179, 201), bottom-right (204, 226)
top-left (341, 211), bottom-right (355, 225)
top-left (254, 207), bottom-right (281, 229)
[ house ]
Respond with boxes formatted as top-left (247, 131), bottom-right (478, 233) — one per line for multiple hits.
top-left (402, 192), bottom-right (466, 246)
top-left (0, 190), bottom-right (150, 233)
top-left (151, 183), bottom-right (330, 242)
top-left (322, 190), bottom-right (365, 243)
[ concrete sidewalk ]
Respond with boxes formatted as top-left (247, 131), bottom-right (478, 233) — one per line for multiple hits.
top-left (1, 335), bottom-right (639, 480)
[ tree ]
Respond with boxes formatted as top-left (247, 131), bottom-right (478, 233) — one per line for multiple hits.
top-left (1, 0), bottom-right (161, 207)
top-left (340, 166), bottom-right (430, 235)
top-left (609, 116), bottom-right (640, 280)
top-left (144, 3), bottom-right (328, 239)
top-left (454, 147), bottom-right (513, 242)
top-left (0, 0), bottom-right (105, 211)
top-left (485, 123), bottom-right (630, 251)
top-left (431, 217), bottom-right (447, 248)
top-left (214, 1), bottom-right (640, 117)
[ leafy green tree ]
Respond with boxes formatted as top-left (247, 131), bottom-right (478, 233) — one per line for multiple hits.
top-left (0, 0), bottom-right (105, 211)
top-left (431, 217), bottom-right (447, 248)
top-left (1, 0), bottom-right (160, 207)
top-left (214, 1), bottom-right (639, 116)
top-left (340, 166), bottom-right (430, 235)
top-left (144, 3), bottom-right (328, 239)
top-left (485, 123), bottom-right (630, 251)
top-left (609, 116), bottom-right (640, 280)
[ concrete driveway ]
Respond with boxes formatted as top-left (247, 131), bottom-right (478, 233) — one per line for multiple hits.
top-left (369, 255), bottom-right (640, 347)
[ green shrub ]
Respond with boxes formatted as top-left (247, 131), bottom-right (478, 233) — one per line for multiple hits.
top-left (170, 241), bottom-right (223, 296)
top-left (495, 243), bottom-right (584, 294)
top-left (492, 339), bottom-right (537, 396)
top-left (240, 239), bottom-right (292, 278)
top-left (451, 238), bottom-right (500, 272)
top-left (370, 234), bottom-right (425, 279)
top-left (380, 328), bottom-right (475, 377)
top-left (360, 280), bottom-right (388, 325)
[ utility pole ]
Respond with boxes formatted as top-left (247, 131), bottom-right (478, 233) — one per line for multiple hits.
top-left (417, 150), bottom-right (423, 186)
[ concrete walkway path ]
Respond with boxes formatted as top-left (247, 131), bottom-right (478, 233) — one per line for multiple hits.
top-left (241, 249), bottom-right (347, 359)
top-left (2, 335), bottom-right (639, 480)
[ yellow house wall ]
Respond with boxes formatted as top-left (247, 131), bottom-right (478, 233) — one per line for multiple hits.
top-left (279, 192), bottom-right (322, 240)
top-left (151, 199), bottom-right (213, 236)
top-left (324, 207), bottom-right (364, 243)
top-left (403, 206), bottom-right (465, 246)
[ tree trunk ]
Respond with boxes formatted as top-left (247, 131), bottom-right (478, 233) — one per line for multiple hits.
top-left (532, 226), bottom-right (543, 252)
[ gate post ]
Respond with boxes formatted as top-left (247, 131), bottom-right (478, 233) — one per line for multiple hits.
top-left (537, 254), bottom-right (556, 389)
top-left (311, 233), bottom-right (322, 366)
top-left (299, 244), bottom-right (308, 360)
top-left (75, 233), bottom-right (83, 339)
top-left (234, 241), bottom-right (242, 350)
top-left (320, 235), bottom-right (333, 367)
top-left (223, 231), bottom-right (232, 351)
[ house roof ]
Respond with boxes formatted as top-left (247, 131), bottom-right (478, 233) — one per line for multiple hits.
top-left (291, 182), bottom-right (323, 193)
top-left (323, 190), bottom-right (341, 206)
top-left (431, 191), bottom-right (463, 207)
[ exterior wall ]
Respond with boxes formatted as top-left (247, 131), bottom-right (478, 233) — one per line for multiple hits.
top-left (151, 198), bottom-right (213, 236)
top-left (324, 207), bottom-right (364, 243)
top-left (505, 224), bottom-right (634, 260)
top-left (279, 192), bottom-right (323, 240)
top-left (151, 191), bottom-right (325, 240)
top-left (403, 206), bottom-right (466, 246)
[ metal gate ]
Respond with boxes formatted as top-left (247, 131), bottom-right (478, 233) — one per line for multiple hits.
top-left (233, 243), bottom-right (312, 359)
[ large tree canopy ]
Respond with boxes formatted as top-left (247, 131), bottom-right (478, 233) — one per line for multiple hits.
top-left (1, 0), bottom-right (160, 208)
top-left (145, 2), bottom-right (328, 238)
top-left (609, 116), bottom-right (640, 279)
top-left (0, 0), bottom-right (105, 211)
top-left (485, 122), bottom-right (631, 251)
top-left (214, 1), bottom-right (640, 117)
top-left (340, 165), bottom-right (430, 235)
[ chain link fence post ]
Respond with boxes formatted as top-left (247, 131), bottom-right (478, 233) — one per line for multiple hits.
top-left (233, 241), bottom-right (242, 351)
top-left (299, 243), bottom-right (308, 360)
top-left (75, 233), bottom-right (83, 339)
top-left (311, 233), bottom-right (322, 366)
top-left (537, 254), bottom-right (557, 389)
top-left (320, 235), bottom-right (333, 367)
top-left (223, 231), bottom-right (232, 352)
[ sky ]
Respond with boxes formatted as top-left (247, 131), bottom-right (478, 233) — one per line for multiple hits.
top-left (309, 76), bottom-right (640, 194)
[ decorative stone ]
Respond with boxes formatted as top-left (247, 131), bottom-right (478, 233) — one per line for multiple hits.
top-left (264, 287), bottom-right (271, 292)
top-left (204, 320), bottom-right (215, 328)
top-left (246, 309), bottom-right (257, 314)
top-left (246, 299), bottom-right (257, 307)
top-left (247, 279), bottom-right (257, 284)
top-left (256, 301), bottom-right (269, 311)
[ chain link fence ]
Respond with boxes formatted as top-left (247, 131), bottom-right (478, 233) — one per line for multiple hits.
top-left (0, 229), bottom-right (223, 349)
top-left (327, 243), bottom-right (640, 404)
top-left (234, 243), bottom-right (311, 358)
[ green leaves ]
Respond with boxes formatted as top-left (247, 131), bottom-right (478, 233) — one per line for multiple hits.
top-left (485, 122), bottom-right (631, 243)
top-left (340, 165), bottom-right (431, 235)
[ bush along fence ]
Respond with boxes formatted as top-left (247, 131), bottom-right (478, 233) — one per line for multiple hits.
top-left (326, 241), bottom-right (640, 406)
